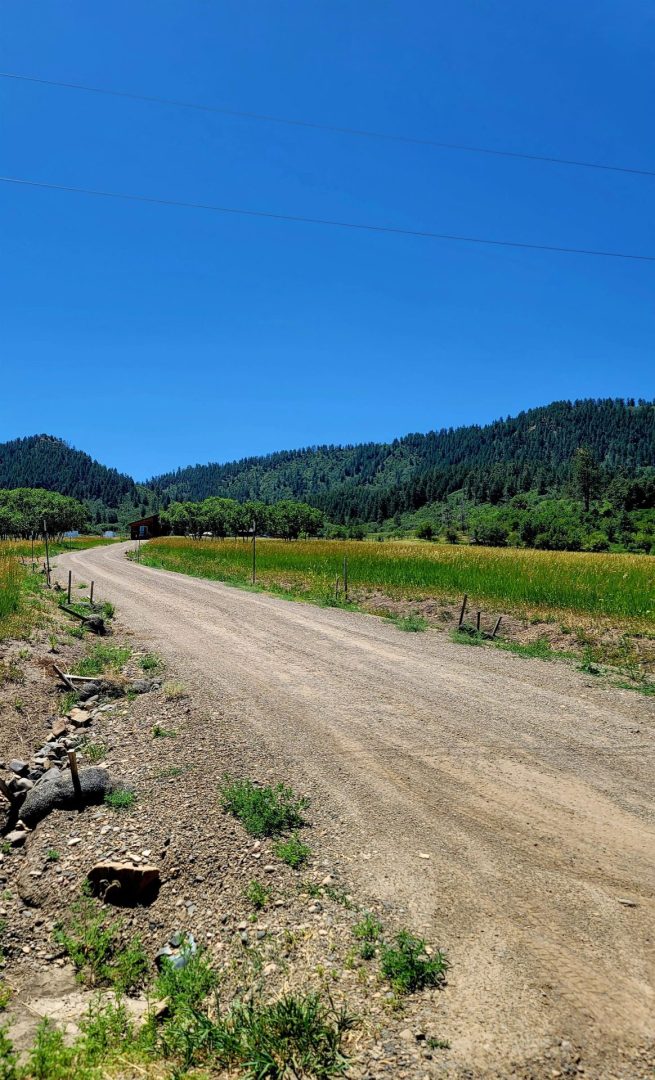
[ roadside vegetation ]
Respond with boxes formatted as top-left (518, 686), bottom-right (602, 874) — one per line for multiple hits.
top-left (138, 536), bottom-right (653, 629)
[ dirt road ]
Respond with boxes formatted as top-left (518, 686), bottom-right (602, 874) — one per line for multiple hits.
top-left (56, 542), bottom-right (655, 1075)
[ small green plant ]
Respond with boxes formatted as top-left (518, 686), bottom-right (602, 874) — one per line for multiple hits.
top-left (59, 689), bottom-right (80, 715)
top-left (77, 583), bottom-right (88, 590)
top-left (245, 880), bottom-right (272, 910)
top-left (152, 724), bottom-right (177, 739)
top-left (78, 996), bottom-right (134, 1066)
top-left (579, 646), bottom-right (601, 675)
top-left (13, 698), bottom-right (24, 714)
top-left (380, 931), bottom-right (448, 994)
top-left (104, 789), bottom-right (136, 811)
top-left (48, 633), bottom-right (59, 652)
top-left (427, 1036), bottom-right (451, 1050)
top-left (220, 776), bottom-right (308, 838)
top-left (101, 601), bottom-right (115, 619)
top-left (353, 913), bottom-right (383, 960)
top-left (82, 741), bottom-right (106, 764)
top-left (53, 892), bottom-right (148, 993)
top-left (139, 652), bottom-right (164, 672)
top-left (155, 765), bottom-right (187, 779)
top-left (0, 842), bottom-right (11, 856)
top-left (67, 625), bottom-right (85, 639)
top-left (0, 983), bottom-right (11, 1011)
top-left (75, 644), bottom-right (132, 676)
top-left (274, 833), bottom-right (311, 869)
top-left (46, 849), bottom-right (60, 862)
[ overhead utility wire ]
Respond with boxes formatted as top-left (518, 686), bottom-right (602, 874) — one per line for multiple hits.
top-left (1, 70), bottom-right (653, 180)
top-left (1, 174), bottom-right (653, 262)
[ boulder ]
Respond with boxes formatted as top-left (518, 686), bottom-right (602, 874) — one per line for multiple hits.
top-left (51, 718), bottom-right (69, 739)
top-left (8, 760), bottom-right (28, 777)
top-left (87, 861), bottom-right (160, 906)
top-left (19, 768), bottom-right (122, 828)
top-left (68, 708), bottom-right (91, 728)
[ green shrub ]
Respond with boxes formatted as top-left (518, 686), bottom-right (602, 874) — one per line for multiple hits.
top-left (274, 833), bottom-right (311, 869)
top-left (245, 880), bottom-right (272, 910)
top-left (380, 930), bottom-right (448, 994)
top-left (53, 893), bottom-right (148, 994)
top-left (104, 789), bottom-right (136, 811)
top-left (219, 777), bottom-right (308, 837)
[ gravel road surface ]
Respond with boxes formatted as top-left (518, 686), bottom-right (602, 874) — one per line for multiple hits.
top-left (56, 541), bottom-right (655, 1075)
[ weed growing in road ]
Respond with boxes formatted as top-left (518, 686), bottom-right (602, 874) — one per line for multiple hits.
top-left (220, 776), bottom-right (308, 838)
top-left (104, 789), bottom-right (136, 811)
top-left (380, 930), bottom-right (448, 994)
top-left (152, 724), bottom-right (177, 739)
top-left (46, 849), bottom-right (60, 862)
top-left (245, 880), bottom-right (272, 910)
top-left (427, 1036), bottom-right (451, 1050)
top-left (274, 833), bottom-right (311, 869)
top-left (74, 644), bottom-right (132, 676)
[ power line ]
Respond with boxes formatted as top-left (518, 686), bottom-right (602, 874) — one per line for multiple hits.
top-left (2, 174), bottom-right (653, 262)
top-left (2, 69), bottom-right (654, 181)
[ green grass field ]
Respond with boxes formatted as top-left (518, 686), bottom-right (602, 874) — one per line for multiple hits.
top-left (138, 537), bottom-right (654, 629)
top-left (0, 537), bottom-right (117, 640)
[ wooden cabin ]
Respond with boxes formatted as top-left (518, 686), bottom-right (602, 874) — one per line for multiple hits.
top-left (128, 514), bottom-right (161, 540)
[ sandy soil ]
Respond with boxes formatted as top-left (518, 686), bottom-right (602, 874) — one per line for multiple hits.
top-left (53, 541), bottom-right (655, 1077)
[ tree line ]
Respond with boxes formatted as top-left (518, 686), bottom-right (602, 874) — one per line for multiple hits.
top-left (161, 497), bottom-right (324, 539)
top-left (0, 489), bottom-right (88, 538)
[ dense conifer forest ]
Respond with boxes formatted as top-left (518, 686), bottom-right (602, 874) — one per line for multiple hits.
top-left (1, 399), bottom-right (653, 550)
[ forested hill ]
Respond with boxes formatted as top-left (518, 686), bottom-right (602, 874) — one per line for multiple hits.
top-left (148, 399), bottom-right (655, 524)
top-left (0, 435), bottom-right (136, 509)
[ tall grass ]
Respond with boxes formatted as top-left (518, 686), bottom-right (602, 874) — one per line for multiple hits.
top-left (140, 538), bottom-right (654, 627)
top-left (0, 555), bottom-right (42, 640)
top-left (0, 537), bottom-right (118, 559)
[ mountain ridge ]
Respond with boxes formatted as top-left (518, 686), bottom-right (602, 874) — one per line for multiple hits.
top-left (1, 398), bottom-right (654, 525)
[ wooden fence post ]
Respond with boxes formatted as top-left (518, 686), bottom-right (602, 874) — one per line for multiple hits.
top-left (67, 571), bottom-right (72, 604)
top-left (458, 594), bottom-right (468, 627)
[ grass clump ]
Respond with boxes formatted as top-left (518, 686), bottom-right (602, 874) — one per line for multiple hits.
top-left (390, 613), bottom-right (429, 632)
top-left (163, 679), bottom-right (187, 700)
top-left (139, 652), bottom-right (164, 672)
top-left (209, 993), bottom-right (353, 1078)
top-left (58, 689), bottom-right (80, 715)
top-left (82, 741), bottom-right (106, 764)
top-left (353, 913), bottom-right (383, 959)
top-left (104, 789), bottom-right (136, 812)
top-left (53, 892), bottom-right (148, 993)
top-left (152, 724), bottom-right (177, 739)
top-left (220, 776), bottom-right (308, 838)
top-left (245, 880), bottom-right (272, 911)
top-left (380, 930), bottom-right (448, 994)
top-left (74, 644), bottom-right (131, 677)
top-left (46, 849), bottom-right (60, 862)
top-left (274, 833), bottom-right (311, 869)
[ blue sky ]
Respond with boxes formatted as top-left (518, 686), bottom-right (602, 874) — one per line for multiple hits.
top-left (1, 1), bottom-right (654, 480)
